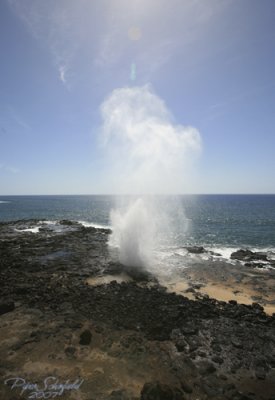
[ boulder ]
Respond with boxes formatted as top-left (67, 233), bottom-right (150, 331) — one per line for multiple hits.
top-left (185, 246), bottom-right (206, 254)
top-left (231, 249), bottom-right (268, 262)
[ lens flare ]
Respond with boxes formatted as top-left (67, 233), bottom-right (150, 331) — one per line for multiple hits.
top-left (128, 26), bottom-right (142, 41)
top-left (130, 62), bottom-right (136, 81)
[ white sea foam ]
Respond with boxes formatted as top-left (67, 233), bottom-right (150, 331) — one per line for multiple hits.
top-left (41, 219), bottom-right (111, 231)
top-left (208, 247), bottom-right (238, 260)
top-left (39, 220), bottom-right (66, 233)
top-left (78, 221), bottom-right (112, 230)
top-left (40, 220), bottom-right (58, 225)
top-left (15, 226), bottom-right (40, 233)
top-left (173, 248), bottom-right (189, 257)
top-left (14, 220), bottom-right (112, 235)
top-left (0, 201), bottom-right (9, 204)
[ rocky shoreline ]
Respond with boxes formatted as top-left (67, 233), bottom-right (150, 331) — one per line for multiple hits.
top-left (1, 220), bottom-right (275, 399)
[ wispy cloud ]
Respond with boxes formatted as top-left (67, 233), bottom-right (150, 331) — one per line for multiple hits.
top-left (58, 64), bottom-right (70, 87)
top-left (7, 0), bottom-right (85, 87)
top-left (7, 0), bottom-right (230, 87)
top-left (59, 65), bottom-right (66, 84)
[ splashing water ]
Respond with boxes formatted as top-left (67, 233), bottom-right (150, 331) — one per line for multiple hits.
top-left (109, 198), bottom-right (155, 268)
top-left (100, 85), bottom-right (201, 269)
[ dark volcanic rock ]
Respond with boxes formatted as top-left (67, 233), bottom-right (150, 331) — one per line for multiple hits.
top-left (197, 360), bottom-right (216, 375)
top-left (212, 355), bottom-right (223, 364)
top-left (180, 381), bottom-right (193, 394)
top-left (255, 369), bottom-right (266, 380)
top-left (185, 246), bottom-right (206, 254)
top-left (185, 246), bottom-right (222, 257)
top-left (79, 329), bottom-right (92, 345)
top-left (245, 262), bottom-right (266, 269)
top-left (109, 389), bottom-right (131, 400)
top-left (231, 249), bottom-right (268, 262)
top-left (65, 346), bottom-right (76, 357)
top-left (14, 284), bottom-right (33, 294)
top-left (1, 219), bottom-right (275, 399)
top-left (59, 219), bottom-right (78, 226)
top-left (181, 325), bottom-right (198, 335)
top-left (0, 301), bottom-right (15, 315)
top-left (123, 266), bottom-right (154, 282)
top-left (175, 338), bottom-right (187, 352)
top-left (140, 382), bottom-right (183, 400)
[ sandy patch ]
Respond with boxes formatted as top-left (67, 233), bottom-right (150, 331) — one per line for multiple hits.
top-left (86, 274), bottom-right (132, 286)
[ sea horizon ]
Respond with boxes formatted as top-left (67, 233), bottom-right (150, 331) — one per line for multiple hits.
top-left (1, 194), bottom-right (275, 252)
top-left (1, 193), bottom-right (275, 197)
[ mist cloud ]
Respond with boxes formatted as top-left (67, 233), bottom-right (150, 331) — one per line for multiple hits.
top-left (100, 85), bottom-right (201, 194)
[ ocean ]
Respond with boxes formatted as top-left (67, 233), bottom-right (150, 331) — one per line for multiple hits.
top-left (0, 195), bottom-right (275, 262)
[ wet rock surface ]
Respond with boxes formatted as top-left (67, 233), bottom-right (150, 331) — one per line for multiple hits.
top-left (0, 220), bottom-right (275, 399)
top-left (231, 249), bottom-right (269, 262)
top-left (185, 246), bottom-right (207, 254)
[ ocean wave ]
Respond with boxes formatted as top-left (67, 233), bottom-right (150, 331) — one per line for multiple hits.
top-left (0, 200), bottom-right (10, 204)
top-left (13, 220), bottom-right (112, 234)
top-left (15, 220), bottom-right (71, 234)
top-left (158, 245), bottom-right (274, 266)
top-left (207, 246), bottom-right (239, 260)
top-left (78, 220), bottom-right (112, 230)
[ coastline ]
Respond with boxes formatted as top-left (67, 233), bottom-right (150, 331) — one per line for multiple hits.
top-left (1, 219), bottom-right (275, 399)
top-left (164, 259), bottom-right (275, 315)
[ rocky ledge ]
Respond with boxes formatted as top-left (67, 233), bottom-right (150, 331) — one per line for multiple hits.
top-left (0, 220), bottom-right (275, 400)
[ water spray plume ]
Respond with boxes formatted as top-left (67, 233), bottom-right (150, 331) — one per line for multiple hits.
top-left (100, 85), bottom-right (201, 269)
top-left (109, 198), bottom-right (155, 268)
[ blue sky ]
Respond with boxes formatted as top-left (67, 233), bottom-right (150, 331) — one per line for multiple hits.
top-left (0, 0), bottom-right (275, 194)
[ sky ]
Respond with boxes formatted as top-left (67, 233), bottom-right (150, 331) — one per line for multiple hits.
top-left (0, 0), bottom-right (275, 195)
